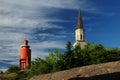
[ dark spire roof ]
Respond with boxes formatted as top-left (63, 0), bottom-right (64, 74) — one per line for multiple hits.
top-left (76, 9), bottom-right (83, 29)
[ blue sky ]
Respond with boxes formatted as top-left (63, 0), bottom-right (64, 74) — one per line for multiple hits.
top-left (0, 0), bottom-right (120, 71)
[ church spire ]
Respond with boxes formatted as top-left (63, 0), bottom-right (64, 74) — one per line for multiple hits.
top-left (74, 9), bottom-right (87, 49)
top-left (76, 9), bottom-right (83, 29)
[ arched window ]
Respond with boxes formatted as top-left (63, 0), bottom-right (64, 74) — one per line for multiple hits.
top-left (81, 34), bottom-right (82, 40)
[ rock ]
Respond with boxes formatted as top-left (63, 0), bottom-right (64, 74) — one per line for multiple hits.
top-left (30, 61), bottom-right (120, 80)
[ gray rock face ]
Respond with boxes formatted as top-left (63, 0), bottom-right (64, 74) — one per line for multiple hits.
top-left (30, 61), bottom-right (120, 80)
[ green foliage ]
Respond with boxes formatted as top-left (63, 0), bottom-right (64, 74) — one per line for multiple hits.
top-left (29, 49), bottom-right (62, 78)
top-left (28, 41), bottom-right (120, 78)
top-left (58, 41), bottom-right (74, 70)
top-left (65, 41), bottom-right (72, 53)
top-left (0, 70), bottom-right (3, 74)
top-left (45, 49), bottom-right (62, 72)
top-left (6, 66), bottom-right (21, 73)
top-left (88, 44), bottom-right (105, 64)
top-left (103, 49), bottom-right (120, 62)
top-left (29, 58), bottom-right (51, 76)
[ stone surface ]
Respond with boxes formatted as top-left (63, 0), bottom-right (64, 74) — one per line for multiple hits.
top-left (30, 61), bottom-right (120, 80)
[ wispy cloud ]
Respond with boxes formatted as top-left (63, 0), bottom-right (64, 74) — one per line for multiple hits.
top-left (0, 0), bottom-right (99, 70)
top-left (31, 40), bottom-right (65, 58)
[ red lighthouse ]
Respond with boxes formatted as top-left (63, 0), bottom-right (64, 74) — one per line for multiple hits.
top-left (19, 39), bottom-right (31, 69)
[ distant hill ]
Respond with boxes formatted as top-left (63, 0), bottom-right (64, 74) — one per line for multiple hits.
top-left (30, 61), bottom-right (120, 80)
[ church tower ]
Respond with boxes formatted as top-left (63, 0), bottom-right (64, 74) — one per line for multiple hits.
top-left (73, 10), bottom-right (87, 48)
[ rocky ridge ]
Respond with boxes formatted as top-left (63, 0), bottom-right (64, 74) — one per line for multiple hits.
top-left (30, 61), bottom-right (120, 80)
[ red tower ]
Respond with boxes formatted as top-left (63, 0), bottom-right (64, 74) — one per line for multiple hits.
top-left (19, 39), bottom-right (31, 69)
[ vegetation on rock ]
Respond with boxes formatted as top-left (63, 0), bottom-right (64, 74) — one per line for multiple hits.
top-left (4, 41), bottom-right (120, 79)
top-left (6, 66), bottom-right (21, 73)
top-left (28, 41), bottom-right (120, 78)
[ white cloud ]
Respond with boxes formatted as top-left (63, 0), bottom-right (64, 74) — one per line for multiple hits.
top-left (0, 15), bottom-right (38, 28)
top-left (30, 40), bottom-right (65, 58)
top-left (0, 32), bottom-right (25, 41)
top-left (33, 41), bottom-right (65, 49)
top-left (0, 0), bottom-right (98, 31)
top-left (0, 0), bottom-right (95, 10)
top-left (39, 33), bottom-right (66, 40)
top-left (0, 0), bottom-right (98, 70)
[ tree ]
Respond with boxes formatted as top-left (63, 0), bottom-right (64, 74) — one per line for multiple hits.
top-left (28, 42), bottom-right (120, 78)
top-left (65, 41), bottom-right (72, 53)
top-left (45, 49), bottom-right (62, 72)
top-left (29, 49), bottom-right (63, 77)
top-left (73, 44), bottom-right (82, 66)
top-left (73, 43), bottom-right (90, 66)
top-left (0, 70), bottom-right (3, 74)
top-left (29, 57), bottom-right (51, 76)
top-left (6, 66), bottom-right (21, 73)
top-left (87, 44), bottom-right (106, 64)
top-left (58, 41), bottom-right (74, 70)
top-left (73, 43), bottom-right (81, 54)
top-left (105, 49), bottom-right (120, 62)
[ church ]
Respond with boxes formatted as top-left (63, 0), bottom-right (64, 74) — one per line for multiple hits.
top-left (73, 10), bottom-right (87, 48)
